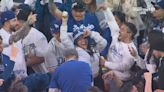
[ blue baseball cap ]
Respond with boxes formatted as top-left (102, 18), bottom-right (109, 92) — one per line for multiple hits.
top-left (157, 0), bottom-right (164, 9)
top-left (50, 19), bottom-right (62, 33)
top-left (0, 10), bottom-right (16, 24)
top-left (72, 1), bottom-right (86, 11)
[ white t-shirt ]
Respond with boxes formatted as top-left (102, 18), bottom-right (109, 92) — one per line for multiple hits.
top-left (24, 0), bottom-right (36, 5)
top-left (105, 39), bottom-right (137, 81)
top-left (22, 27), bottom-right (48, 73)
top-left (104, 10), bottom-right (137, 81)
top-left (3, 40), bottom-right (28, 78)
top-left (45, 37), bottom-right (65, 69)
top-left (40, 0), bottom-right (63, 3)
top-left (0, 28), bottom-right (11, 47)
top-left (0, 0), bottom-right (14, 12)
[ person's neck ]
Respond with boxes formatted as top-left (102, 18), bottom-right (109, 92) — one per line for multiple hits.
top-left (65, 56), bottom-right (77, 61)
top-left (56, 38), bottom-right (61, 42)
top-left (66, 58), bottom-right (76, 61)
top-left (3, 26), bottom-right (12, 34)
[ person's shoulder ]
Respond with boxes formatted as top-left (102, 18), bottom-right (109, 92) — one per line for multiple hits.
top-left (85, 11), bottom-right (96, 18)
top-left (0, 28), bottom-right (5, 34)
top-left (78, 60), bottom-right (90, 65)
top-left (2, 54), bottom-right (12, 64)
top-left (49, 38), bottom-right (55, 44)
top-left (31, 27), bottom-right (42, 34)
top-left (48, 38), bottom-right (57, 49)
top-left (76, 61), bottom-right (91, 70)
top-left (2, 54), bottom-right (10, 59)
top-left (31, 27), bottom-right (47, 39)
top-left (71, 60), bottom-right (90, 67)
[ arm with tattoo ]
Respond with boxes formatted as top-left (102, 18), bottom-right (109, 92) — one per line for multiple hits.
top-left (9, 14), bottom-right (37, 44)
top-left (9, 21), bottom-right (31, 44)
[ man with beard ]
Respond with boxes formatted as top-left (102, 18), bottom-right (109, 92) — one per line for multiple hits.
top-left (0, 10), bottom-right (17, 48)
top-left (14, 4), bottom-right (48, 74)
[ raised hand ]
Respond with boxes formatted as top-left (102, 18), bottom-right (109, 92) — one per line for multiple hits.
top-left (83, 29), bottom-right (91, 38)
top-left (27, 12), bottom-right (37, 25)
top-left (61, 11), bottom-right (68, 25)
top-left (128, 46), bottom-right (137, 58)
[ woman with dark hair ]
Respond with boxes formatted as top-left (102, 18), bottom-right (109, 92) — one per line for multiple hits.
top-left (83, 0), bottom-right (97, 12)
top-left (82, 0), bottom-right (113, 58)
top-left (113, 11), bottom-right (126, 28)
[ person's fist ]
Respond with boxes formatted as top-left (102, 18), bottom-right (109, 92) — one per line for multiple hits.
top-left (100, 56), bottom-right (106, 66)
top-left (144, 72), bottom-right (152, 81)
top-left (83, 29), bottom-right (91, 38)
top-left (62, 11), bottom-right (68, 25)
top-left (27, 12), bottom-right (37, 25)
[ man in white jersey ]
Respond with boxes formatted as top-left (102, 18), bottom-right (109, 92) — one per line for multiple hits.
top-left (101, 22), bottom-right (138, 81)
top-left (15, 4), bottom-right (48, 73)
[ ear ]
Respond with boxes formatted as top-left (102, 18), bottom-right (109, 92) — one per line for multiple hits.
top-left (128, 32), bottom-right (133, 39)
top-left (3, 21), bottom-right (9, 26)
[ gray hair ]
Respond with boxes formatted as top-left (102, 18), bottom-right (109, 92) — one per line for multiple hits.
top-left (63, 48), bottom-right (78, 58)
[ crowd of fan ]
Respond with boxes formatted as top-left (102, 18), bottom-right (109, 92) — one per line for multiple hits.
top-left (0, 0), bottom-right (164, 92)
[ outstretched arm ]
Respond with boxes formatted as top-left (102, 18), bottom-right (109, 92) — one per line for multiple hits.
top-left (144, 72), bottom-right (152, 92)
top-left (48, 0), bottom-right (62, 19)
top-left (60, 11), bottom-right (74, 49)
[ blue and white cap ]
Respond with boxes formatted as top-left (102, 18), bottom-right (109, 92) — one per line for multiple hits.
top-left (50, 19), bottom-right (62, 33)
top-left (72, 28), bottom-right (84, 45)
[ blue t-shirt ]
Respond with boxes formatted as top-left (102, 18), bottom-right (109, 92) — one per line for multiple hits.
top-left (67, 12), bottom-right (101, 33)
top-left (49, 60), bottom-right (92, 92)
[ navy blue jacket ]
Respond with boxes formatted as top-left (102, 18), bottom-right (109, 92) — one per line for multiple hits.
top-left (0, 54), bottom-right (15, 81)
